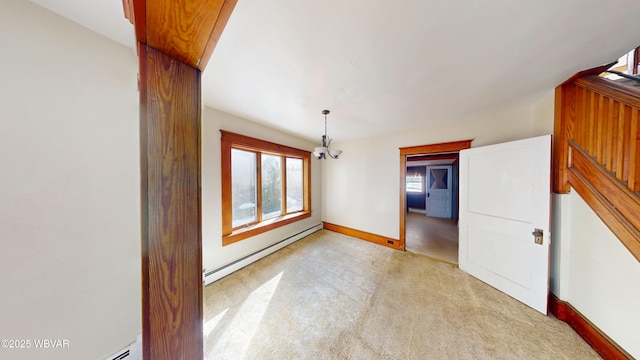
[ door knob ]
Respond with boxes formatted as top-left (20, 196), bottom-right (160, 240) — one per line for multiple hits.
top-left (532, 229), bottom-right (543, 245)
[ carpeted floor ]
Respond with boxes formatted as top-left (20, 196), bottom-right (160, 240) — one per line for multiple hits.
top-left (204, 230), bottom-right (600, 360)
top-left (406, 212), bottom-right (458, 264)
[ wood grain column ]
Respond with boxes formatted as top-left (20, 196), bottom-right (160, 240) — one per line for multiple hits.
top-left (139, 44), bottom-right (203, 360)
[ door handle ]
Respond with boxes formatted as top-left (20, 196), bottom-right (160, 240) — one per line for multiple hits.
top-left (532, 229), bottom-right (543, 245)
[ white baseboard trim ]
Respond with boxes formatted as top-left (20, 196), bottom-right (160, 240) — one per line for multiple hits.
top-left (203, 224), bottom-right (322, 286)
top-left (408, 208), bottom-right (426, 214)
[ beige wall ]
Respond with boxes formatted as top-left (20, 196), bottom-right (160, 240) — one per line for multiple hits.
top-left (0, 1), bottom-right (140, 359)
top-left (532, 90), bottom-right (555, 136)
top-left (201, 107), bottom-right (322, 278)
top-left (570, 192), bottom-right (640, 357)
top-left (552, 192), bottom-right (640, 357)
top-left (322, 105), bottom-right (543, 239)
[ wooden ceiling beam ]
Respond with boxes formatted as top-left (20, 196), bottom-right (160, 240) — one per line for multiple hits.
top-left (127, 0), bottom-right (237, 71)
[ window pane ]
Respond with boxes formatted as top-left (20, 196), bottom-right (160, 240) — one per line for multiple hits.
top-left (261, 154), bottom-right (282, 219)
top-left (231, 149), bottom-right (257, 228)
top-left (286, 158), bottom-right (303, 212)
top-left (429, 169), bottom-right (448, 190)
top-left (406, 174), bottom-right (423, 193)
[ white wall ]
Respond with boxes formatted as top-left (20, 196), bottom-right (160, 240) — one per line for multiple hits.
top-left (322, 105), bottom-right (542, 239)
top-left (201, 108), bottom-right (322, 278)
top-left (552, 192), bottom-right (640, 358)
top-left (0, 1), bottom-right (140, 359)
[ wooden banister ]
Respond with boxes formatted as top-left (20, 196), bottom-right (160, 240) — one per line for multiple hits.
top-left (555, 72), bottom-right (640, 262)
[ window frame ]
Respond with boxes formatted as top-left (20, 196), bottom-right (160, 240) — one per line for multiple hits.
top-left (405, 174), bottom-right (425, 193)
top-left (221, 130), bottom-right (311, 246)
top-left (405, 166), bottom-right (426, 194)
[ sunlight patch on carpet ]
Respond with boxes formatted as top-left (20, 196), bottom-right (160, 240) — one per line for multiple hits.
top-left (208, 271), bottom-right (283, 358)
top-left (204, 308), bottom-right (228, 338)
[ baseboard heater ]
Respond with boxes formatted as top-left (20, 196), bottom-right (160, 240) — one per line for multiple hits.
top-left (203, 223), bottom-right (322, 286)
top-left (106, 349), bottom-right (129, 360)
top-left (104, 333), bottom-right (141, 360)
top-left (105, 226), bottom-right (320, 359)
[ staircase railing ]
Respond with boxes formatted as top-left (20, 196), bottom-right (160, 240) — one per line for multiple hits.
top-left (554, 69), bottom-right (640, 262)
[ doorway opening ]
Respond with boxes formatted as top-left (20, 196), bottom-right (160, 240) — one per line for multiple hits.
top-left (399, 140), bottom-right (472, 264)
top-left (406, 155), bottom-right (458, 263)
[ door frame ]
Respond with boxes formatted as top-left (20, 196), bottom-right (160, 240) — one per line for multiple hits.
top-left (399, 140), bottom-right (473, 251)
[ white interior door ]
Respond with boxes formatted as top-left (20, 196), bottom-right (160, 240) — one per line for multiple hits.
top-left (458, 135), bottom-right (551, 314)
top-left (426, 165), bottom-right (452, 218)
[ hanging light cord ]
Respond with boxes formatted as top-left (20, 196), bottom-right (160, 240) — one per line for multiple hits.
top-left (315, 109), bottom-right (341, 159)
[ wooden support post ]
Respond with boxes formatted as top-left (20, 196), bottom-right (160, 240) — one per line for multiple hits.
top-left (139, 44), bottom-right (203, 360)
top-left (553, 84), bottom-right (572, 194)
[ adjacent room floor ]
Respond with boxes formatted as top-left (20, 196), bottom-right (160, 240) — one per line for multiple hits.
top-left (405, 211), bottom-right (458, 264)
top-left (203, 230), bottom-right (600, 360)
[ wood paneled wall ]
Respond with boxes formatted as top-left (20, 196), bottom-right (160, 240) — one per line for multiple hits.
top-left (554, 74), bottom-right (640, 262)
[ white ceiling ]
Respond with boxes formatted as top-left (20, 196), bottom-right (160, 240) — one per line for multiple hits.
top-left (32, 0), bottom-right (640, 142)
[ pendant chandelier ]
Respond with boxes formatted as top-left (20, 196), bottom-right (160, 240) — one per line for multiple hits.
top-left (313, 110), bottom-right (343, 160)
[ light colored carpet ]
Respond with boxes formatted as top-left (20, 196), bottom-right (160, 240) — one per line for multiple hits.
top-left (406, 212), bottom-right (459, 264)
top-left (204, 230), bottom-right (600, 360)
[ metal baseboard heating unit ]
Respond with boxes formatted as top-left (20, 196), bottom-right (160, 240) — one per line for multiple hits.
top-left (104, 333), bottom-right (141, 360)
top-left (104, 226), bottom-right (321, 359)
top-left (203, 224), bottom-right (322, 286)
top-left (106, 349), bottom-right (129, 360)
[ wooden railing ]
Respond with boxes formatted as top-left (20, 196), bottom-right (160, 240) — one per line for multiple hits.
top-left (554, 71), bottom-right (640, 262)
